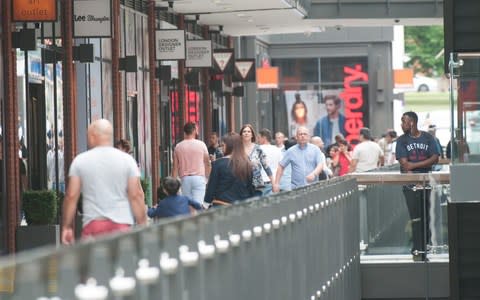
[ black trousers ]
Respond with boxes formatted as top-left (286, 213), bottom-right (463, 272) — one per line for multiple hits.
top-left (403, 185), bottom-right (431, 257)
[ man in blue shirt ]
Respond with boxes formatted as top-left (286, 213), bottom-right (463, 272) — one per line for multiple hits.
top-left (272, 126), bottom-right (324, 192)
top-left (396, 111), bottom-right (440, 261)
top-left (148, 177), bottom-right (202, 219)
top-left (313, 95), bottom-right (347, 147)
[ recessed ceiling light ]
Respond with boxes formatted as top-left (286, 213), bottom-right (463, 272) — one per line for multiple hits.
top-left (247, 19), bottom-right (254, 22)
top-left (237, 13), bottom-right (245, 17)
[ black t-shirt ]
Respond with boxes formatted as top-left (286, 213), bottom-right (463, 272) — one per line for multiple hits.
top-left (208, 145), bottom-right (223, 159)
top-left (395, 131), bottom-right (440, 173)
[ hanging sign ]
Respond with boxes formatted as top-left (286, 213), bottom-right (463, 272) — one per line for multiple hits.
top-left (74, 0), bottom-right (112, 38)
top-left (156, 30), bottom-right (186, 61)
top-left (186, 40), bottom-right (212, 68)
top-left (13, 0), bottom-right (57, 22)
top-left (256, 67), bottom-right (279, 89)
top-left (212, 49), bottom-right (234, 74)
top-left (233, 59), bottom-right (256, 82)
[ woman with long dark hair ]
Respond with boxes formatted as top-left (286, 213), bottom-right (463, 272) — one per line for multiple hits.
top-left (204, 133), bottom-right (255, 206)
top-left (240, 124), bottom-right (273, 196)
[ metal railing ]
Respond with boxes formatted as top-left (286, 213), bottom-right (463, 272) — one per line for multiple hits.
top-left (0, 177), bottom-right (360, 300)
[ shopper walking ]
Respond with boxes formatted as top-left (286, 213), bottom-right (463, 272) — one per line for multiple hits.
top-left (273, 126), bottom-right (324, 192)
top-left (204, 133), bottom-right (255, 206)
top-left (61, 119), bottom-right (146, 244)
top-left (172, 122), bottom-right (211, 205)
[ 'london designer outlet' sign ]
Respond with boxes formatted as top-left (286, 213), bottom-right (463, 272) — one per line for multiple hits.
top-left (74, 0), bottom-right (112, 38)
top-left (186, 40), bottom-right (212, 68)
top-left (156, 30), bottom-right (186, 61)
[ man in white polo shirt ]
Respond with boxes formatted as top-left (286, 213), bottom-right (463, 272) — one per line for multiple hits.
top-left (258, 128), bottom-right (283, 195)
top-left (350, 127), bottom-right (384, 173)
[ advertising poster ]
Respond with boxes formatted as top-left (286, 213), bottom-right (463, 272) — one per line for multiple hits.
top-left (285, 61), bottom-right (369, 146)
top-left (285, 90), bottom-right (333, 139)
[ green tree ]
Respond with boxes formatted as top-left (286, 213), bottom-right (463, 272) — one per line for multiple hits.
top-left (405, 26), bottom-right (444, 76)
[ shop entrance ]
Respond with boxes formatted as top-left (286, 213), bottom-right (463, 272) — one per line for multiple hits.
top-left (26, 83), bottom-right (47, 190)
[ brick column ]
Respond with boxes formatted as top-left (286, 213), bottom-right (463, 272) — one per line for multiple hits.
top-left (112, 0), bottom-right (122, 141)
top-left (177, 15), bottom-right (186, 137)
top-left (202, 25), bottom-right (213, 138)
top-left (148, 1), bottom-right (159, 204)
top-left (226, 37), bottom-right (235, 132)
top-left (2, 0), bottom-right (20, 253)
top-left (62, 0), bottom-right (77, 185)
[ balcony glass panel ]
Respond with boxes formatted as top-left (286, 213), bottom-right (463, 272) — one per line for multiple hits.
top-left (358, 170), bottom-right (449, 261)
top-left (456, 54), bottom-right (480, 163)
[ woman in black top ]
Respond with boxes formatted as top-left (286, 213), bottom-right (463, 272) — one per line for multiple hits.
top-left (204, 133), bottom-right (254, 206)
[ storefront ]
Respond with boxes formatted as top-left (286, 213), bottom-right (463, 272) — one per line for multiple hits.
top-left (272, 56), bottom-right (369, 145)
top-left (247, 28), bottom-right (394, 140)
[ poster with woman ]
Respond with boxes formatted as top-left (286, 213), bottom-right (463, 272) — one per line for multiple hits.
top-left (285, 90), bottom-right (343, 139)
top-left (284, 59), bottom-right (370, 146)
top-left (285, 90), bottom-right (323, 138)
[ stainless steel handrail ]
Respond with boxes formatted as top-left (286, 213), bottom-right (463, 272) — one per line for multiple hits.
top-left (350, 171), bottom-right (450, 185)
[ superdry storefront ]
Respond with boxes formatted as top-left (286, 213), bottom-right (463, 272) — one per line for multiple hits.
top-left (272, 56), bottom-right (369, 145)
top-left (256, 29), bottom-right (394, 142)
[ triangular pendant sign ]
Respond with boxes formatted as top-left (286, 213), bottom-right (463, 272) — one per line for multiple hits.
top-left (235, 61), bottom-right (253, 80)
top-left (213, 52), bottom-right (233, 72)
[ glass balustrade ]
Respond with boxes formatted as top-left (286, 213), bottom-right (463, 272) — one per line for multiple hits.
top-left (355, 170), bottom-right (450, 262)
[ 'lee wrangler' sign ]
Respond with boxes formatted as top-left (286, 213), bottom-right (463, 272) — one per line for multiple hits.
top-left (74, 0), bottom-right (112, 38)
top-left (13, 0), bottom-right (57, 22)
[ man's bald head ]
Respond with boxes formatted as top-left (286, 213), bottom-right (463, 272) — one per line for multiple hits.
top-left (311, 136), bottom-right (324, 150)
top-left (295, 126), bottom-right (310, 146)
top-left (87, 119), bottom-right (113, 147)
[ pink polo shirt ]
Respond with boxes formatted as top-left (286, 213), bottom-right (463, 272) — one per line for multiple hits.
top-left (174, 139), bottom-right (208, 177)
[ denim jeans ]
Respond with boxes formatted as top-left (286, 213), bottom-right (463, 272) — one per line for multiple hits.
top-left (181, 175), bottom-right (206, 205)
top-left (262, 183), bottom-right (273, 196)
top-left (52, 182), bottom-right (65, 193)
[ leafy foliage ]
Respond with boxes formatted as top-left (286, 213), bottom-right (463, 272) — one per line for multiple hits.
top-left (404, 26), bottom-right (444, 76)
top-left (23, 190), bottom-right (57, 225)
top-left (140, 178), bottom-right (150, 206)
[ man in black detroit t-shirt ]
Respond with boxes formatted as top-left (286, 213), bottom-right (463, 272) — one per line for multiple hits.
top-left (396, 111), bottom-right (440, 261)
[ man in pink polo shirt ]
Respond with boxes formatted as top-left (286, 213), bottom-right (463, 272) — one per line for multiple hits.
top-left (172, 122), bottom-right (211, 205)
